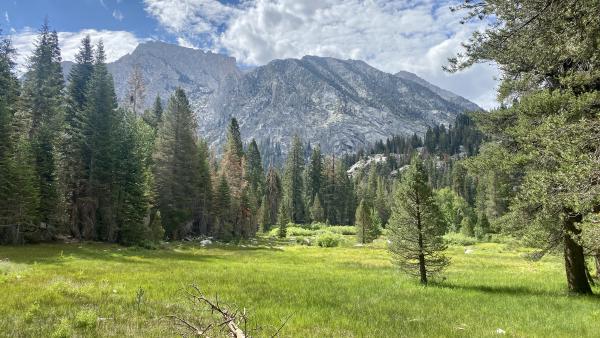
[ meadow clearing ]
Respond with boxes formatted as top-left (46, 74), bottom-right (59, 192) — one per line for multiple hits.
top-left (1, 230), bottom-right (599, 337)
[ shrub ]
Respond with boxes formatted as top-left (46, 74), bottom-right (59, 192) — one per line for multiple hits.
top-left (74, 309), bottom-right (97, 329)
top-left (316, 233), bottom-right (343, 247)
top-left (443, 232), bottom-right (478, 246)
top-left (269, 226), bottom-right (317, 237)
top-left (52, 318), bottom-right (72, 338)
top-left (328, 226), bottom-right (357, 236)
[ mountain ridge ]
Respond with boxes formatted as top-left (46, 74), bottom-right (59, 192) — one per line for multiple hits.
top-left (61, 41), bottom-right (481, 157)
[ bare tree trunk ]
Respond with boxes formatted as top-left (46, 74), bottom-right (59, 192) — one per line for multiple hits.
top-left (563, 211), bottom-right (593, 294)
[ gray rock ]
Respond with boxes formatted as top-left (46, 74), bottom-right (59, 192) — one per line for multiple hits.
top-left (62, 42), bottom-right (481, 161)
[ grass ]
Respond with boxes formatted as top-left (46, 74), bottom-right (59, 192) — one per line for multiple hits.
top-left (0, 237), bottom-right (599, 337)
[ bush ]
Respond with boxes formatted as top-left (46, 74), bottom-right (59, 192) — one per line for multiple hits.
top-left (74, 309), bottom-right (97, 329)
top-left (443, 232), bottom-right (478, 246)
top-left (316, 233), bottom-right (343, 247)
top-left (328, 226), bottom-right (357, 235)
top-left (52, 318), bottom-right (72, 338)
top-left (268, 226), bottom-right (317, 237)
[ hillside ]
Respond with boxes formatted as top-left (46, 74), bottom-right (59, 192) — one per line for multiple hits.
top-left (63, 42), bottom-right (480, 155)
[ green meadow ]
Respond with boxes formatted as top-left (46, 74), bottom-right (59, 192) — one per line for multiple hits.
top-left (1, 235), bottom-right (599, 337)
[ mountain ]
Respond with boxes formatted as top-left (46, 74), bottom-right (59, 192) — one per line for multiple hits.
top-left (62, 42), bottom-right (481, 158)
top-left (394, 71), bottom-right (481, 112)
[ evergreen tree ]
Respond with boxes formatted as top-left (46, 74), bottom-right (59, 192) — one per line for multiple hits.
top-left (259, 195), bottom-right (270, 232)
top-left (153, 88), bottom-right (199, 239)
top-left (21, 21), bottom-right (65, 228)
top-left (84, 41), bottom-right (120, 241)
top-left (264, 166), bottom-right (282, 228)
top-left (450, 0), bottom-right (600, 294)
top-left (355, 199), bottom-right (379, 244)
top-left (374, 177), bottom-right (391, 226)
top-left (310, 194), bottom-right (325, 223)
top-left (193, 140), bottom-right (212, 235)
top-left (245, 139), bottom-right (265, 209)
top-left (283, 135), bottom-right (305, 223)
top-left (305, 144), bottom-right (324, 208)
top-left (277, 201), bottom-right (289, 238)
top-left (0, 33), bottom-right (40, 241)
top-left (221, 118), bottom-right (245, 198)
top-left (62, 35), bottom-right (94, 239)
top-left (142, 95), bottom-right (163, 130)
top-left (213, 175), bottom-right (233, 240)
top-left (112, 109), bottom-right (151, 244)
top-left (388, 156), bottom-right (449, 285)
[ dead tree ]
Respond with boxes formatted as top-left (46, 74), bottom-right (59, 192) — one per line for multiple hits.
top-left (167, 285), bottom-right (290, 338)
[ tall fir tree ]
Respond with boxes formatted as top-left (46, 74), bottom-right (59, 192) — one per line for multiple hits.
top-left (112, 109), bottom-right (151, 244)
top-left (193, 140), bottom-right (212, 235)
top-left (221, 118), bottom-right (245, 198)
top-left (310, 194), bottom-right (325, 223)
top-left (21, 21), bottom-right (65, 229)
top-left (142, 95), bottom-right (163, 130)
top-left (449, 0), bottom-right (600, 294)
top-left (244, 139), bottom-right (265, 210)
top-left (62, 35), bottom-right (95, 239)
top-left (0, 31), bottom-right (40, 243)
top-left (283, 135), bottom-right (305, 223)
top-left (355, 199), bottom-right (380, 244)
top-left (153, 88), bottom-right (200, 239)
top-left (213, 175), bottom-right (233, 240)
top-left (305, 144), bottom-right (324, 210)
top-left (388, 156), bottom-right (449, 285)
top-left (263, 166), bottom-right (282, 229)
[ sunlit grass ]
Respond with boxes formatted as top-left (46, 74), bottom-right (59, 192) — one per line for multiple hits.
top-left (0, 237), bottom-right (598, 337)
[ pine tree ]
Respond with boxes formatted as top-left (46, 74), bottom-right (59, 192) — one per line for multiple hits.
top-left (259, 195), bottom-right (270, 232)
top-left (0, 33), bottom-right (41, 241)
top-left (305, 144), bottom-right (324, 208)
top-left (264, 166), bottom-right (282, 228)
top-left (21, 21), bottom-right (65, 228)
top-left (388, 156), bottom-right (449, 285)
top-left (245, 139), bottom-right (265, 209)
top-left (62, 35), bottom-right (94, 239)
top-left (310, 194), bottom-right (325, 223)
top-left (450, 0), bottom-right (600, 295)
top-left (0, 32), bottom-right (20, 222)
top-left (277, 201), bottom-right (289, 238)
top-left (142, 95), bottom-right (163, 130)
top-left (84, 41), bottom-right (120, 241)
top-left (193, 140), bottom-right (212, 235)
top-left (113, 109), bottom-right (150, 244)
top-left (213, 175), bottom-right (233, 240)
top-left (374, 178), bottom-right (391, 226)
top-left (153, 88), bottom-right (199, 239)
top-left (355, 199), bottom-right (380, 244)
top-left (221, 118), bottom-right (245, 198)
top-left (283, 135), bottom-right (305, 223)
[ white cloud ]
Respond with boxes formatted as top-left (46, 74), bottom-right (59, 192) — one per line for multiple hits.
top-left (143, 0), bottom-right (238, 42)
top-left (11, 28), bottom-right (145, 73)
top-left (113, 9), bottom-right (125, 21)
top-left (4, 11), bottom-right (9, 23)
top-left (144, 0), bottom-right (500, 109)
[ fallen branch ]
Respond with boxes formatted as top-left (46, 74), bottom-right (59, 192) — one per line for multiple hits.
top-left (167, 285), bottom-right (290, 338)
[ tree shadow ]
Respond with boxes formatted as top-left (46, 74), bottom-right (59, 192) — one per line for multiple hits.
top-left (429, 281), bottom-right (600, 299)
top-left (1, 241), bottom-right (284, 266)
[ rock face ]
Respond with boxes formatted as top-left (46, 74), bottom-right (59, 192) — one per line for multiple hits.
top-left (63, 42), bottom-right (480, 157)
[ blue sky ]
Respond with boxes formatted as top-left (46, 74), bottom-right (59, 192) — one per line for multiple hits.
top-left (1, 0), bottom-right (499, 109)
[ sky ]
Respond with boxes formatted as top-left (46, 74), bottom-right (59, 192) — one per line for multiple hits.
top-left (0, 0), bottom-right (500, 109)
